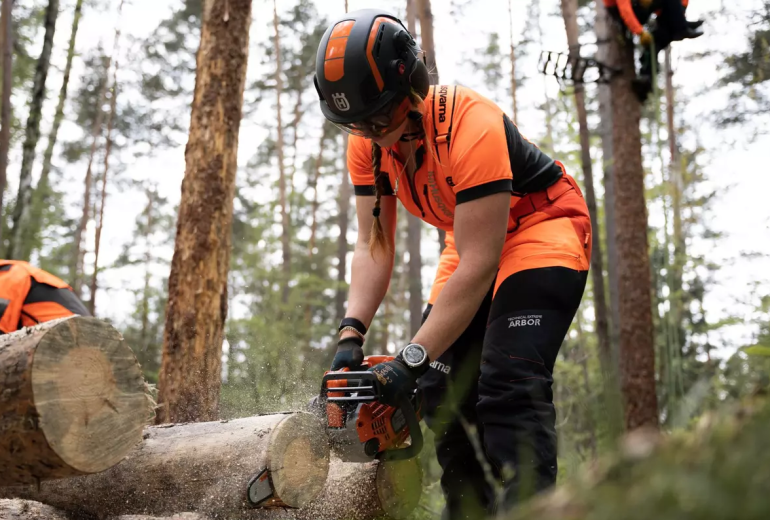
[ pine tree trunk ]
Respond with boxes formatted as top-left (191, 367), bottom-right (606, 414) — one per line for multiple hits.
top-left (273, 0), bottom-right (291, 306)
top-left (406, 0), bottom-right (419, 40)
top-left (72, 6), bottom-right (121, 296)
top-left (305, 127), bottom-right (328, 329)
top-left (405, 0), bottom-right (423, 338)
top-left (560, 0), bottom-right (611, 375)
top-left (508, 0), bottom-right (518, 124)
top-left (594, 0), bottom-right (621, 361)
top-left (140, 188), bottom-right (154, 351)
top-left (0, 0), bottom-right (14, 246)
top-left (335, 135), bottom-right (350, 322)
top-left (416, 0), bottom-right (444, 253)
top-left (7, 0), bottom-right (59, 260)
top-left (416, 0), bottom-right (438, 84)
top-left (156, 0), bottom-right (252, 424)
top-left (89, 56), bottom-right (119, 315)
top-left (607, 19), bottom-right (659, 431)
top-left (19, 0), bottom-right (83, 261)
top-left (665, 49), bottom-right (684, 353)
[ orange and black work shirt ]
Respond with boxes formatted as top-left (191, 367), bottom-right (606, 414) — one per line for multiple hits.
top-left (0, 260), bottom-right (90, 334)
top-left (348, 85), bottom-right (566, 232)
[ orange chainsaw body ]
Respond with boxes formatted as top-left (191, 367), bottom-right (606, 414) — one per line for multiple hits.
top-left (322, 355), bottom-right (423, 462)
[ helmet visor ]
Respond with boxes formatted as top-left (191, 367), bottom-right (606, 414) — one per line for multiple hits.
top-left (333, 96), bottom-right (412, 139)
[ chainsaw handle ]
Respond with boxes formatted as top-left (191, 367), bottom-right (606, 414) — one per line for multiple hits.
top-left (378, 392), bottom-right (423, 461)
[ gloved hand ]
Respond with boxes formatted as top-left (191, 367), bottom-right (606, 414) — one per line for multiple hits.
top-left (330, 336), bottom-right (364, 371)
top-left (640, 30), bottom-right (653, 47)
top-left (369, 357), bottom-right (419, 406)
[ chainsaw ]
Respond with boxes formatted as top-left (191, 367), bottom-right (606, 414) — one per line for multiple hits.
top-left (317, 355), bottom-right (424, 463)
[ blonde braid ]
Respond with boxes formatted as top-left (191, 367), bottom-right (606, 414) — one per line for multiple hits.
top-left (368, 141), bottom-right (390, 256)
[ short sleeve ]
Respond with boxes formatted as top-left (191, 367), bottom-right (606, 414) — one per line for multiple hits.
top-left (347, 134), bottom-right (394, 196)
top-left (447, 93), bottom-right (513, 205)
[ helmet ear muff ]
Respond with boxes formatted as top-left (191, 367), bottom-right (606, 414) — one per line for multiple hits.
top-left (390, 29), bottom-right (430, 99)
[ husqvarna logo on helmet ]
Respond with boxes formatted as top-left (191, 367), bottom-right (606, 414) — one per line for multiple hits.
top-left (332, 92), bottom-right (350, 111)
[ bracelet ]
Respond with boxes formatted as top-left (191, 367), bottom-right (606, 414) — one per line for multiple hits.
top-left (338, 317), bottom-right (367, 336)
top-left (339, 326), bottom-right (366, 343)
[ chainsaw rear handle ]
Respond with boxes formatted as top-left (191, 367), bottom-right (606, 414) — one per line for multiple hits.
top-left (321, 370), bottom-right (424, 460)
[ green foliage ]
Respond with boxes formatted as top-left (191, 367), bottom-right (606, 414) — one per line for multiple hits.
top-left (717, 1), bottom-right (770, 129)
top-left (506, 394), bottom-right (770, 520)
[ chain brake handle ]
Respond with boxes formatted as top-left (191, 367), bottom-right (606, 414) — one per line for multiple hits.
top-left (321, 366), bottom-right (424, 461)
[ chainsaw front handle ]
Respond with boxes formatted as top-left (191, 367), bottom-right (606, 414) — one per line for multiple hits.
top-left (378, 392), bottom-right (423, 461)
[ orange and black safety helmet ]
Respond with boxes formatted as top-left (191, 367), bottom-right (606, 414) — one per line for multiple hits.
top-left (314, 9), bottom-right (429, 137)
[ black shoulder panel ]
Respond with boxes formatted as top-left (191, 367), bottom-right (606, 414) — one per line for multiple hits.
top-left (502, 114), bottom-right (563, 194)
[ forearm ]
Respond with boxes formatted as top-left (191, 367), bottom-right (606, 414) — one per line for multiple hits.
top-left (344, 243), bottom-right (394, 331)
top-left (412, 261), bottom-right (497, 362)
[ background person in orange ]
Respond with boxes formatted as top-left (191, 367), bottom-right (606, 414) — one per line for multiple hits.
top-left (604, 0), bottom-right (703, 100)
top-left (316, 9), bottom-right (591, 519)
top-left (0, 260), bottom-right (90, 334)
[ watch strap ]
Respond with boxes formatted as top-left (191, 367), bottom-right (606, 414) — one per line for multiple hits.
top-left (338, 317), bottom-right (367, 336)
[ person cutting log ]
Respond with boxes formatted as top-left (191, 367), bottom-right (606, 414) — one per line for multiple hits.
top-left (315, 9), bottom-right (591, 519)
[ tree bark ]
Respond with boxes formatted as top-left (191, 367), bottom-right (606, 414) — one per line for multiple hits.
top-left (20, 0), bottom-right (84, 261)
top-left (0, 316), bottom-right (151, 486)
top-left (405, 2), bottom-right (423, 338)
top-left (0, 0), bottom-right (14, 246)
top-left (0, 499), bottom-right (72, 520)
top-left (7, 0), bottom-right (59, 260)
top-left (89, 52), bottom-right (120, 315)
top-left (607, 18), bottom-right (659, 430)
top-left (508, 0), bottom-right (518, 124)
top-left (0, 457), bottom-right (420, 520)
top-left (156, 0), bottom-right (252, 424)
top-left (273, 0), bottom-right (291, 306)
top-left (560, 0), bottom-right (611, 375)
top-left (1, 413), bottom-right (330, 516)
top-left (595, 0), bottom-right (621, 361)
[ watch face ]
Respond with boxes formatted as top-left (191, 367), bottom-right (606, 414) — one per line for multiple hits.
top-left (403, 344), bottom-right (426, 366)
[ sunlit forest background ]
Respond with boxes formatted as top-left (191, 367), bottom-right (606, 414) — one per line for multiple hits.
top-left (1, 0), bottom-right (769, 515)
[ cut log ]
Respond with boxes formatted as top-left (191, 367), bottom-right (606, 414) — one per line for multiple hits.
top-left (0, 316), bottom-right (152, 486)
top-left (0, 499), bottom-right (72, 520)
top-left (1, 412), bottom-right (330, 518)
top-left (294, 457), bottom-right (423, 520)
top-left (1, 456), bottom-right (422, 520)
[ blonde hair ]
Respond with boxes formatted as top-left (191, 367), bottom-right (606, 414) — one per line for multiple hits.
top-left (368, 90), bottom-right (431, 256)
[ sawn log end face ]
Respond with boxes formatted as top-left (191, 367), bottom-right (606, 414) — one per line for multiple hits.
top-left (266, 412), bottom-right (330, 508)
top-left (31, 316), bottom-right (150, 475)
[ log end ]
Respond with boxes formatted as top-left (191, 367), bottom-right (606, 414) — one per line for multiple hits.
top-left (31, 316), bottom-right (152, 475)
top-left (267, 412), bottom-right (330, 508)
top-left (376, 458), bottom-right (423, 519)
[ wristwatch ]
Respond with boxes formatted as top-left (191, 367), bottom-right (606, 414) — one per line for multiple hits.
top-left (399, 343), bottom-right (430, 376)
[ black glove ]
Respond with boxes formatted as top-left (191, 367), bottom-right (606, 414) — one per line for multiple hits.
top-left (368, 356), bottom-right (419, 406)
top-left (330, 336), bottom-right (364, 371)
